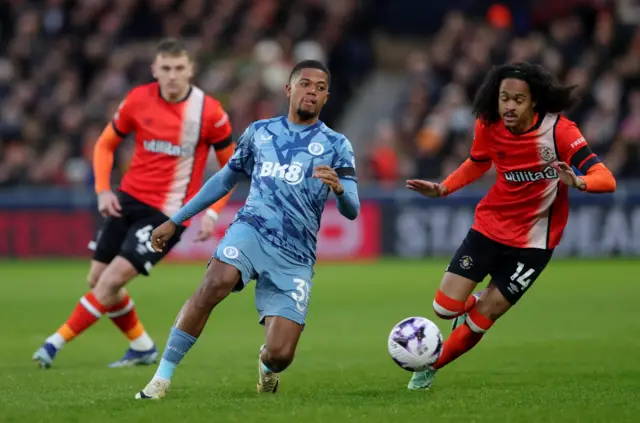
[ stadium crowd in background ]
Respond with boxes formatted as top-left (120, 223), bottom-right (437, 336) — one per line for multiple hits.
top-left (0, 0), bottom-right (372, 188)
top-left (1, 0), bottom-right (639, 187)
top-left (370, 2), bottom-right (640, 183)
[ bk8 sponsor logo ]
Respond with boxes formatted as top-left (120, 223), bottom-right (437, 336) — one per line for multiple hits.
top-left (259, 161), bottom-right (305, 185)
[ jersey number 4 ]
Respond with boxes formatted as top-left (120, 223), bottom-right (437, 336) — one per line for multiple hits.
top-left (510, 262), bottom-right (535, 290)
top-left (135, 225), bottom-right (156, 254)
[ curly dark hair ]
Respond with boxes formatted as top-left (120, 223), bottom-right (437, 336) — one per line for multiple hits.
top-left (472, 62), bottom-right (580, 123)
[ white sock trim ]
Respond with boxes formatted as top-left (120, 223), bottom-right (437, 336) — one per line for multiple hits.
top-left (107, 299), bottom-right (134, 318)
top-left (46, 332), bottom-right (66, 349)
top-left (80, 296), bottom-right (102, 318)
top-left (130, 331), bottom-right (154, 351)
top-left (432, 300), bottom-right (459, 317)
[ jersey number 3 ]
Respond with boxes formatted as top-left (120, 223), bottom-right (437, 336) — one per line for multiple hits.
top-left (291, 278), bottom-right (310, 313)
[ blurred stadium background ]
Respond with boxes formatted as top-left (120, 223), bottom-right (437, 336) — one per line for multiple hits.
top-left (2, 2), bottom-right (640, 422)
top-left (2, 0), bottom-right (640, 260)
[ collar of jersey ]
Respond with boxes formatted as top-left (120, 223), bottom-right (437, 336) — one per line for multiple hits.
top-left (157, 84), bottom-right (193, 104)
top-left (282, 116), bottom-right (322, 133)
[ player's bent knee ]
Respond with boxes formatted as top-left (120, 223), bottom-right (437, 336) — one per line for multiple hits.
top-left (94, 260), bottom-right (137, 300)
top-left (474, 286), bottom-right (512, 321)
top-left (265, 344), bottom-right (295, 370)
top-left (432, 289), bottom-right (466, 319)
top-left (97, 270), bottom-right (129, 292)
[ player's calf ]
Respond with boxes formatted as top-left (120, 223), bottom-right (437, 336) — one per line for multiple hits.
top-left (92, 257), bottom-right (137, 307)
top-left (136, 260), bottom-right (240, 399)
top-left (257, 316), bottom-right (304, 393)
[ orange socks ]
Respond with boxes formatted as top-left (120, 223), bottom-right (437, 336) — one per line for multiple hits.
top-left (48, 292), bottom-right (154, 352)
top-left (55, 292), bottom-right (107, 345)
top-left (433, 307), bottom-right (494, 370)
top-left (107, 295), bottom-right (154, 351)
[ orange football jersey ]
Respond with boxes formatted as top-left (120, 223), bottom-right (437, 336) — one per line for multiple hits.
top-left (112, 82), bottom-right (232, 222)
top-left (470, 113), bottom-right (594, 249)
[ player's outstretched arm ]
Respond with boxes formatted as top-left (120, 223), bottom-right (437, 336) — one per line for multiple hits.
top-left (407, 158), bottom-right (492, 198)
top-left (440, 158), bottom-right (492, 195)
top-left (553, 161), bottom-right (616, 193)
top-left (93, 124), bottom-right (124, 217)
top-left (335, 179), bottom-right (360, 220)
top-left (205, 142), bottom-right (236, 221)
top-left (578, 162), bottom-right (616, 193)
top-left (171, 165), bottom-right (243, 225)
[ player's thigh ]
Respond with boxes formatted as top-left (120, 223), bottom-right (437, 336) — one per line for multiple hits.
top-left (443, 229), bottom-right (499, 301)
top-left (255, 258), bottom-right (314, 328)
top-left (119, 217), bottom-right (186, 277)
top-left (212, 222), bottom-right (261, 292)
top-left (489, 246), bottom-right (554, 306)
top-left (200, 257), bottom-right (242, 295)
top-left (90, 215), bottom-right (130, 267)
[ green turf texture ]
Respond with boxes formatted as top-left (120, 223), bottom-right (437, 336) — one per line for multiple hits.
top-left (1, 259), bottom-right (638, 423)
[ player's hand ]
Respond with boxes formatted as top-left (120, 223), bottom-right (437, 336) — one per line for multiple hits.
top-left (406, 179), bottom-right (448, 198)
top-left (313, 165), bottom-right (344, 195)
top-left (97, 190), bottom-right (122, 217)
top-left (194, 213), bottom-right (216, 242)
top-left (151, 220), bottom-right (177, 252)
top-left (552, 162), bottom-right (586, 190)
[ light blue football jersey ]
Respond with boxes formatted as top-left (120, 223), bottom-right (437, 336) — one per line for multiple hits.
top-left (227, 116), bottom-right (357, 266)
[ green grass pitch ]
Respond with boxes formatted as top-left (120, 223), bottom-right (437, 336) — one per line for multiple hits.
top-left (1, 259), bottom-right (639, 423)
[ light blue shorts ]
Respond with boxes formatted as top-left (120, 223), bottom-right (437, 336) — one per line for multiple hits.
top-left (212, 222), bottom-right (314, 326)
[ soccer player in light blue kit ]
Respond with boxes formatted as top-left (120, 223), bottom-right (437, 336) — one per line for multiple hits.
top-left (135, 60), bottom-right (360, 399)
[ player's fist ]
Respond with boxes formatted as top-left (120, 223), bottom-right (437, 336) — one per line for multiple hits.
top-left (552, 162), bottom-right (586, 190)
top-left (313, 165), bottom-right (344, 195)
top-left (97, 190), bottom-right (122, 217)
top-left (194, 212), bottom-right (216, 242)
top-left (151, 220), bottom-right (177, 252)
top-left (406, 179), bottom-right (448, 198)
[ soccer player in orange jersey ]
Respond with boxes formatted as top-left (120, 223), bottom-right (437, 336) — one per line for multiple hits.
top-left (33, 38), bottom-right (236, 369)
top-left (405, 62), bottom-right (616, 390)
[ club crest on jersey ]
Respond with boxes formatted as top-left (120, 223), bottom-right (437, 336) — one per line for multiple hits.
top-left (540, 146), bottom-right (556, 162)
top-left (504, 165), bottom-right (558, 183)
top-left (223, 246), bottom-right (239, 259)
top-left (259, 160), bottom-right (305, 185)
top-left (308, 142), bottom-right (324, 156)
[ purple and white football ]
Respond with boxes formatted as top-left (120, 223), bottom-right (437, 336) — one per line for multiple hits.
top-left (388, 316), bottom-right (443, 372)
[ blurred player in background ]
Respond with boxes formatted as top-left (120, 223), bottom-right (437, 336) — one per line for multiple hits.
top-left (134, 60), bottom-right (360, 400)
top-left (406, 62), bottom-right (616, 390)
top-left (33, 38), bottom-right (235, 369)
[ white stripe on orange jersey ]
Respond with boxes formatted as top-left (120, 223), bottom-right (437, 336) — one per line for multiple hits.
top-left (527, 113), bottom-right (559, 249)
top-left (162, 86), bottom-right (205, 217)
